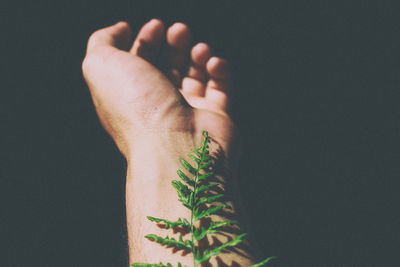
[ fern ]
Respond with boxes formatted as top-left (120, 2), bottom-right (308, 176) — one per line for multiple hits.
top-left (131, 131), bottom-right (275, 267)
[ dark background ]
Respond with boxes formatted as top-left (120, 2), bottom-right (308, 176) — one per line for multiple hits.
top-left (2, 1), bottom-right (399, 266)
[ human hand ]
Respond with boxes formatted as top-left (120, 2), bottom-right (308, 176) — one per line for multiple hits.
top-left (82, 20), bottom-right (237, 159)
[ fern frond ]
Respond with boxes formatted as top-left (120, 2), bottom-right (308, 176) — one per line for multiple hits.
top-left (197, 172), bottom-right (214, 181)
top-left (249, 256), bottom-right (278, 267)
top-left (192, 147), bottom-right (202, 157)
top-left (131, 261), bottom-right (190, 267)
top-left (193, 221), bottom-right (237, 241)
top-left (145, 234), bottom-right (192, 251)
top-left (171, 180), bottom-right (193, 196)
top-left (202, 154), bottom-right (211, 161)
top-left (179, 158), bottom-right (197, 175)
top-left (132, 130), bottom-right (275, 267)
top-left (188, 154), bottom-right (201, 165)
top-left (196, 183), bottom-right (219, 194)
top-left (147, 216), bottom-right (190, 230)
top-left (197, 233), bottom-right (247, 264)
top-left (199, 161), bottom-right (212, 170)
top-left (131, 262), bottom-right (173, 267)
top-left (177, 195), bottom-right (192, 210)
top-left (177, 170), bottom-right (195, 187)
top-left (196, 194), bottom-right (224, 206)
top-left (193, 227), bottom-right (218, 242)
top-left (209, 220), bottom-right (238, 229)
top-left (194, 205), bottom-right (229, 221)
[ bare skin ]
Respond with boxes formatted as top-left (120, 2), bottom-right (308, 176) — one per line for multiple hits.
top-left (82, 20), bottom-right (256, 266)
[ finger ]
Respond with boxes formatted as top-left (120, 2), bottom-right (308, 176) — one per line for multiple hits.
top-left (181, 42), bottom-right (212, 97)
top-left (163, 22), bottom-right (191, 86)
top-left (130, 19), bottom-right (165, 63)
top-left (205, 57), bottom-right (231, 111)
top-left (86, 21), bottom-right (132, 53)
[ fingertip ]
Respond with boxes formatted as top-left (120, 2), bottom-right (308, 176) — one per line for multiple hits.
top-left (115, 21), bottom-right (129, 28)
top-left (191, 43), bottom-right (212, 66)
top-left (87, 21), bottom-right (132, 52)
top-left (147, 18), bottom-right (163, 26)
top-left (130, 18), bottom-right (165, 60)
top-left (166, 22), bottom-right (191, 47)
top-left (112, 21), bottom-right (132, 38)
top-left (170, 22), bottom-right (189, 31)
top-left (207, 57), bottom-right (230, 79)
top-left (144, 18), bottom-right (165, 32)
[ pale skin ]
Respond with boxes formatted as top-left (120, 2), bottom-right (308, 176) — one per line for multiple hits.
top-left (82, 19), bottom-right (258, 266)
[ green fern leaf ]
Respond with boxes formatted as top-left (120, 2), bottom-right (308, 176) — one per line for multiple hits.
top-left (202, 155), bottom-right (211, 161)
top-left (182, 236), bottom-right (194, 250)
top-left (179, 158), bottom-right (197, 175)
top-left (193, 220), bottom-right (238, 241)
top-left (197, 172), bottom-right (214, 181)
top-left (196, 194), bottom-right (224, 206)
top-left (177, 196), bottom-right (192, 210)
top-left (171, 180), bottom-right (192, 196)
top-left (196, 249), bottom-right (212, 264)
top-left (248, 256), bottom-right (278, 267)
top-left (188, 154), bottom-right (201, 165)
top-left (198, 233), bottom-right (246, 264)
top-left (196, 183), bottom-right (219, 194)
top-left (193, 226), bottom-right (218, 241)
top-left (146, 216), bottom-right (190, 229)
top-left (131, 262), bottom-right (172, 267)
top-left (209, 220), bottom-right (238, 229)
top-left (195, 250), bottom-right (201, 261)
top-left (192, 147), bottom-right (202, 157)
top-left (177, 170), bottom-right (195, 187)
top-left (182, 218), bottom-right (190, 227)
top-left (199, 161), bottom-right (212, 170)
top-left (194, 205), bottom-right (228, 221)
top-left (131, 263), bottom-right (149, 267)
top-left (145, 234), bottom-right (191, 251)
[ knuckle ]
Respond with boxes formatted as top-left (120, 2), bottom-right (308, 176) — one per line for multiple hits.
top-left (81, 55), bottom-right (90, 74)
top-left (82, 31), bottom-right (103, 73)
top-left (81, 53), bottom-right (96, 76)
top-left (86, 30), bottom-right (102, 48)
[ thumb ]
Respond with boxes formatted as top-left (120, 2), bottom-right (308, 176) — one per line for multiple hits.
top-left (86, 21), bottom-right (132, 53)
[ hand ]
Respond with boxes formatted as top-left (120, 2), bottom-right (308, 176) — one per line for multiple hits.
top-left (82, 20), bottom-right (237, 160)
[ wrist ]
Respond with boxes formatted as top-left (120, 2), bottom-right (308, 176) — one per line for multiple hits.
top-left (124, 131), bottom-right (195, 164)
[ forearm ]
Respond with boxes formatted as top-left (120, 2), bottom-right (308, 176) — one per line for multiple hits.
top-left (124, 132), bottom-right (257, 266)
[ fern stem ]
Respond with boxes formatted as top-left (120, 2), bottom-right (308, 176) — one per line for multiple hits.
top-left (189, 131), bottom-right (209, 267)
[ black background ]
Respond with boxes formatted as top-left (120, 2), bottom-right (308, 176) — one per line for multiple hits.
top-left (2, 1), bottom-right (399, 266)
